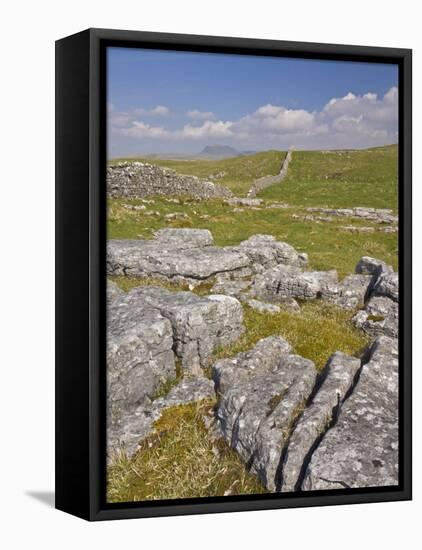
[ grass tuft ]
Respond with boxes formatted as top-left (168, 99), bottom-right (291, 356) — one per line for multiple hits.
top-left (107, 400), bottom-right (266, 502)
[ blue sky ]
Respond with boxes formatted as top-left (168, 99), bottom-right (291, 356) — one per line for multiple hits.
top-left (107, 47), bottom-right (398, 157)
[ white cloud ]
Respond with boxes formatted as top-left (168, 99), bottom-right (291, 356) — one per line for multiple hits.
top-left (109, 87), bottom-right (398, 150)
top-left (181, 120), bottom-right (233, 139)
top-left (186, 109), bottom-right (215, 120)
top-left (133, 105), bottom-right (170, 116)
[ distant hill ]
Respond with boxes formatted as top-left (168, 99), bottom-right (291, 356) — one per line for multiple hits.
top-left (199, 145), bottom-right (240, 158)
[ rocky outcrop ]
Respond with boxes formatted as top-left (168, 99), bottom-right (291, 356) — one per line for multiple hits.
top-left (107, 284), bottom-right (244, 457)
top-left (302, 336), bottom-right (399, 490)
top-left (225, 198), bottom-right (263, 207)
top-left (213, 336), bottom-right (317, 491)
top-left (306, 207), bottom-right (398, 225)
top-left (107, 162), bottom-right (233, 199)
top-left (247, 149), bottom-right (293, 198)
top-left (107, 229), bottom-right (307, 286)
top-left (213, 334), bottom-right (399, 492)
top-left (108, 377), bottom-right (215, 459)
top-left (250, 254), bottom-right (396, 311)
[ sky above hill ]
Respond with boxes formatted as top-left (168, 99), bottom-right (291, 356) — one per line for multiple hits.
top-left (107, 47), bottom-right (398, 158)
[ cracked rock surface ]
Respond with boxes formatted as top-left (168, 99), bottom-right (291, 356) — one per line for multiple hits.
top-left (112, 286), bottom-right (244, 374)
top-left (302, 336), bottom-right (399, 490)
top-left (281, 352), bottom-right (361, 492)
top-left (107, 301), bottom-right (176, 424)
top-left (213, 336), bottom-right (317, 491)
top-left (251, 265), bottom-right (338, 301)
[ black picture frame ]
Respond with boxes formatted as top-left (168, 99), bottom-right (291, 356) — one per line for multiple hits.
top-left (55, 28), bottom-right (412, 521)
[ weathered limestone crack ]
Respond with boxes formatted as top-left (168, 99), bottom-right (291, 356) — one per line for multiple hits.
top-left (302, 336), bottom-right (399, 490)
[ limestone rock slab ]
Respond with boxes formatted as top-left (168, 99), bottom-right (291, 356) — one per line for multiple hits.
top-left (281, 352), bottom-right (361, 492)
top-left (302, 336), bottom-right (399, 490)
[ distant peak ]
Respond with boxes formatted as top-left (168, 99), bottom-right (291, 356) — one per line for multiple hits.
top-left (199, 145), bottom-right (240, 158)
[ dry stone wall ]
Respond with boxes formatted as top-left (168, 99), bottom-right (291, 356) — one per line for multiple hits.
top-left (247, 148), bottom-right (293, 197)
top-left (107, 161), bottom-right (233, 199)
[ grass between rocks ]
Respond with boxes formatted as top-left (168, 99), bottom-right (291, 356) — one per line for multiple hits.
top-left (107, 400), bottom-right (266, 502)
top-left (109, 150), bottom-right (284, 196)
top-left (108, 197), bottom-right (398, 278)
top-left (214, 302), bottom-right (370, 371)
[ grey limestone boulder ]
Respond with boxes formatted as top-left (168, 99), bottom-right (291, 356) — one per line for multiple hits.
top-left (108, 229), bottom-right (308, 286)
top-left (235, 234), bottom-right (308, 271)
top-left (107, 300), bottom-right (176, 424)
top-left (251, 264), bottom-right (338, 301)
top-left (213, 336), bottom-right (292, 395)
top-left (321, 274), bottom-right (373, 309)
top-left (108, 239), bottom-right (251, 284)
top-left (154, 227), bottom-right (213, 248)
top-left (210, 277), bottom-right (251, 297)
top-left (302, 336), bottom-right (399, 490)
top-left (116, 286), bottom-right (244, 374)
top-left (372, 271), bottom-right (399, 303)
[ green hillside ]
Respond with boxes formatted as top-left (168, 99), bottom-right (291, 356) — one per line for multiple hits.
top-left (259, 145), bottom-right (398, 210)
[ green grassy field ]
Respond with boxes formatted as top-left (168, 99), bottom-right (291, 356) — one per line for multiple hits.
top-left (107, 145), bottom-right (398, 502)
top-left (260, 145), bottom-right (398, 210)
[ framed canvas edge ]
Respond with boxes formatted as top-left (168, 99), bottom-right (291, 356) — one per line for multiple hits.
top-left (56, 28), bottom-right (412, 522)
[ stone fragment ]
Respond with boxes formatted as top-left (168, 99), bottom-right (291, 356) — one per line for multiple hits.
top-left (213, 336), bottom-right (292, 395)
top-left (281, 352), bottom-right (361, 492)
top-left (352, 296), bottom-right (398, 338)
top-left (355, 256), bottom-right (392, 278)
top-left (302, 336), bottom-right (399, 490)
top-left (372, 271), bottom-right (399, 302)
top-left (154, 227), bottom-right (213, 248)
top-left (306, 207), bottom-right (398, 224)
top-left (210, 278), bottom-right (251, 297)
top-left (235, 234), bottom-right (308, 270)
top-left (321, 274), bottom-right (373, 309)
top-left (225, 197), bottom-right (263, 207)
